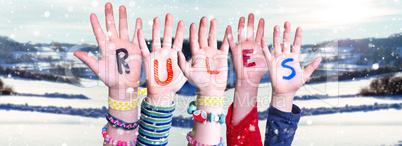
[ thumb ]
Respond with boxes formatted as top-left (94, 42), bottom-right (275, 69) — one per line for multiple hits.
top-left (302, 57), bottom-right (322, 83)
top-left (74, 51), bottom-right (99, 75)
top-left (177, 51), bottom-right (190, 78)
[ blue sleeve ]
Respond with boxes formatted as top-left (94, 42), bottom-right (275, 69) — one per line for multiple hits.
top-left (264, 104), bottom-right (301, 146)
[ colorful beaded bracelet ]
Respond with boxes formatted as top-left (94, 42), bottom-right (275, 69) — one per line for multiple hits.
top-left (102, 124), bottom-right (137, 146)
top-left (195, 96), bottom-right (224, 107)
top-left (106, 111), bottom-right (140, 130)
top-left (187, 101), bottom-right (225, 124)
top-left (186, 131), bottom-right (224, 146)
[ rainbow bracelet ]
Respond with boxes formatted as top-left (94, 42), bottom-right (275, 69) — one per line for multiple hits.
top-left (186, 131), bottom-right (224, 146)
top-left (102, 124), bottom-right (137, 146)
top-left (106, 111), bottom-right (140, 130)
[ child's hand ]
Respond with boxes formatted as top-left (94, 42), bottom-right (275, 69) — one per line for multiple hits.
top-left (74, 3), bottom-right (142, 98)
top-left (137, 13), bottom-right (187, 105)
top-left (177, 17), bottom-right (229, 95)
top-left (227, 13), bottom-right (268, 86)
top-left (261, 22), bottom-right (322, 112)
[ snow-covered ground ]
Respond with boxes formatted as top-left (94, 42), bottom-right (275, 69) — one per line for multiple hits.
top-left (1, 72), bottom-right (402, 145)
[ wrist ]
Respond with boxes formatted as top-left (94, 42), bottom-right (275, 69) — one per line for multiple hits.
top-left (197, 88), bottom-right (224, 97)
top-left (109, 86), bottom-right (138, 101)
top-left (235, 78), bottom-right (261, 88)
top-left (271, 92), bottom-right (295, 112)
top-left (146, 92), bottom-right (175, 107)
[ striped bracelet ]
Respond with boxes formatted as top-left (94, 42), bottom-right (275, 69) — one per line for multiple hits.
top-left (136, 98), bottom-right (175, 146)
top-left (106, 111), bottom-right (140, 130)
top-left (195, 96), bottom-right (224, 107)
top-left (102, 124), bottom-right (137, 146)
top-left (186, 131), bottom-right (224, 146)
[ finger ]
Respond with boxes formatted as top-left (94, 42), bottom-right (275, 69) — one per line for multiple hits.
top-left (273, 25), bottom-right (281, 56)
top-left (190, 23), bottom-right (200, 55)
top-left (292, 27), bottom-right (302, 56)
top-left (138, 29), bottom-right (150, 57)
top-left (220, 26), bottom-right (230, 53)
top-left (255, 18), bottom-right (265, 44)
top-left (152, 17), bottom-right (161, 51)
top-left (227, 26), bottom-right (236, 51)
top-left (90, 13), bottom-right (107, 53)
top-left (177, 51), bottom-right (190, 77)
top-left (238, 17), bottom-right (246, 43)
top-left (303, 57), bottom-right (322, 83)
top-left (162, 13), bottom-right (173, 48)
top-left (199, 17), bottom-right (208, 48)
top-left (118, 5), bottom-right (129, 40)
top-left (283, 21), bottom-right (291, 53)
top-left (261, 37), bottom-right (271, 61)
top-left (74, 51), bottom-right (99, 75)
top-left (246, 13), bottom-right (254, 41)
top-left (173, 20), bottom-right (184, 51)
top-left (132, 18), bottom-right (142, 45)
top-left (105, 2), bottom-right (118, 40)
top-left (209, 19), bottom-right (217, 48)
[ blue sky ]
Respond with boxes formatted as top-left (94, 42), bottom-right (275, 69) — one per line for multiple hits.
top-left (0, 0), bottom-right (401, 45)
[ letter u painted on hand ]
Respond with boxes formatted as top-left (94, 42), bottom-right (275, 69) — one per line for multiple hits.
top-left (116, 48), bottom-right (130, 74)
top-left (281, 58), bottom-right (296, 80)
top-left (205, 57), bottom-right (219, 74)
top-left (242, 49), bottom-right (256, 67)
top-left (154, 58), bottom-right (173, 86)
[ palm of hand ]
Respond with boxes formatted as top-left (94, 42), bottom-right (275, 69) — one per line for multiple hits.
top-left (138, 14), bottom-right (187, 96)
top-left (143, 48), bottom-right (186, 95)
top-left (231, 41), bottom-right (268, 81)
top-left (227, 14), bottom-right (268, 84)
top-left (97, 40), bottom-right (141, 88)
top-left (177, 18), bottom-right (230, 92)
top-left (188, 47), bottom-right (228, 91)
top-left (268, 53), bottom-right (303, 94)
top-left (74, 4), bottom-right (142, 89)
top-left (262, 22), bottom-right (322, 95)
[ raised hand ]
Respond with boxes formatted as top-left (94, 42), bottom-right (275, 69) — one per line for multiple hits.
top-left (74, 3), bottom-right (142, 99)
top-left (227, 13), bottom-right (268, 86)
top-left (138, 13), bottom-right (186, 106)
top-left (177, 17), bottom-right (229, 95)
top-left (261, 22), bottom-right (322, 112)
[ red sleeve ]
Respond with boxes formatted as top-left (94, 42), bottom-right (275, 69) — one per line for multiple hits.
top-left (226, 103), bottom-right (262, 146)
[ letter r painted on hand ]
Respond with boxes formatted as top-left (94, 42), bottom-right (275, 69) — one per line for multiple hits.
top-left (116, 48), bottom-right (130, 74)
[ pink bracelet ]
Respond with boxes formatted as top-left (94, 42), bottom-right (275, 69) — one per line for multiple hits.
top-left (102, 124), bottom-right (137, 146)
top-left (186, 131), bottom-right (224, 146)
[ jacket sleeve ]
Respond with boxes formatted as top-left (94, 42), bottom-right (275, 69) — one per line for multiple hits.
top-left (226, 103), bottom-right (263, 146)
top-left (264, 104), bottom-right (301, 146)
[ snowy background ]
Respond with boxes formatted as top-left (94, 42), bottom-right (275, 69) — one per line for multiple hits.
top-left (1, 0), bottom-right (402, 146)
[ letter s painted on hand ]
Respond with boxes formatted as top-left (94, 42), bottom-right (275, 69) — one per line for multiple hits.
top-left (281, 58), bottom-right (295, 80)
